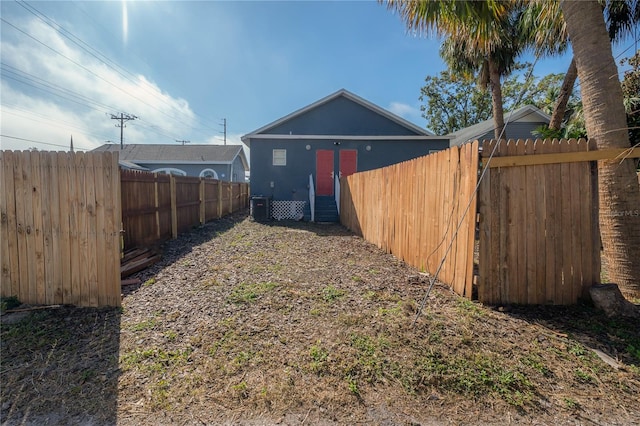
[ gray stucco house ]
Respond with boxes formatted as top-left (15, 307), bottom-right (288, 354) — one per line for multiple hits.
top-left (448, 104), bottom-right (551, 147)
top-left (93, 144), bottom-right (249, 182)
top-left (241, 89), bottom-right (449, 222)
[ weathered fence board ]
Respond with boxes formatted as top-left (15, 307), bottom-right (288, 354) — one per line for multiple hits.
top-left (1, 151), bottom-right (121, 307)
top-left (478, 139), bottom-right (600, 305)
top-left (340, 142), bottom-right (479, 299)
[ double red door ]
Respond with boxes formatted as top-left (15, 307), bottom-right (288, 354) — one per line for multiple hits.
top-left (315, 149), bottom-right (357, 196)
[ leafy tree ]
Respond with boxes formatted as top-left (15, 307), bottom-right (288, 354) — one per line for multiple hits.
top-left (620, 51), bottom-right (640, 146)
top-left (420, 63), bottom-right (578, 135)
top-left (419, 70), bottom-right (492, 135)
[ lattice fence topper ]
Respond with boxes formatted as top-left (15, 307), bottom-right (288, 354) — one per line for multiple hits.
top-left (271, 201), bottom-right (306, 221)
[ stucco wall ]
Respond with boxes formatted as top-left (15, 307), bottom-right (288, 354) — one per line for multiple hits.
top-left (478, 121), bottom-right (546, 143)
top-left (248, 138), bottom-right (449, 199)
top-left (263, 97), bottom-right (421, 136)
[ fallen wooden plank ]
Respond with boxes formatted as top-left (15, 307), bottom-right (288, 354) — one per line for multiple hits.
top-left (4, 304), bottom-right (63, 314)
top-left (121, 278), bottom-right (142, 287)
top-left (121, 249), bottom-right (154, 266)
top-left (121, 248), bottom-right (150, 263)
top-left (120, 254), bottom-right (161, 278)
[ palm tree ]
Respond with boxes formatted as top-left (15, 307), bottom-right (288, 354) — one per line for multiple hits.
top-left (561, 0), bottom-right (640, 298)
top-left (385, 0), bottom-right (520, 139)
top-left (523, 0), bottom-right (640, 133)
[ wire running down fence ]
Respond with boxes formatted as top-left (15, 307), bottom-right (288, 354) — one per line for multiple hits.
top-left (340, 138), bottom-right (605, 305)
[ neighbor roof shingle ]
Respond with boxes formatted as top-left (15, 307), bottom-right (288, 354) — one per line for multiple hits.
top-left (93, 144), bottom-right (243, 163)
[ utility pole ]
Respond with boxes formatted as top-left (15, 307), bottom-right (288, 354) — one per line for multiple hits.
top-left (176, 140), bottom-right (190, 145)
top-left (110, 113), bottom-right (137, 149)
top-left (220, 118), bottom-right (227, 145)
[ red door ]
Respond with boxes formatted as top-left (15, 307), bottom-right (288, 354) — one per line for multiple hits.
top-left (316, 150), bottom-right (334, 196)
top-left (339, 149), bottom-right (357, 178)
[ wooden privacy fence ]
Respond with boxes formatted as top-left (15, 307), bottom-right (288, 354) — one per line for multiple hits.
top-left (121, 170), bottom-right (249, 250)
top-left (1, 151), bottom-right (121, 307)
top-left (340, 142), bottom-right (479, 299)
top-left (340, 138), bottom-right (606, 305)
top-left (478, 139), bottom-right (600, 305)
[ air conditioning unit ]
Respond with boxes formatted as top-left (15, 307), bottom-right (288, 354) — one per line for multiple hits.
top-left (250, 196), bottom-right (270, 221)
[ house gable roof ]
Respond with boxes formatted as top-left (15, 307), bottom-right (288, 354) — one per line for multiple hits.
top-left (93, 144), bottom-right (249, 170)
top-left (242, 89), bottom-right (433, 144)
top-left (447, 104), bottom-right (551, 146)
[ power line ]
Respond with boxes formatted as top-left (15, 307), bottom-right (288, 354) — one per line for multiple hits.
top-left (0, 10), bottom-right (236, 144)
top-left (1, 134), bottom-right (92, 150)
top-left (2, 107), bottom-right (111, 141)
top-left (110, 113), bottom-right (137, 149)
top-left (0, 17), bottom-right (206, 138)
top-left (2, 63), bottom-right (184, 143)
top-left (8, 3), bottom-right (228, 137)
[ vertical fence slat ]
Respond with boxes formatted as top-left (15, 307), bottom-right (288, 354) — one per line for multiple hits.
top-left (109, 152), bottom-right (122, 307)
top-left (1, 151), bottom-right (19, 299)
top-left (463, 141), bottom-right (479, 298)
top-left (15, 151), bottom-right (32, 303)
top-left (478, 142), bottom-right (491, 303)
top-left (41, 153), bottom-right (55, 304)
top-left (532, 140), bottom-right (547, 304)
top-left (30, 151), bottom-right (47, 305)
top-left (94, 153), bottom-right (107, 306)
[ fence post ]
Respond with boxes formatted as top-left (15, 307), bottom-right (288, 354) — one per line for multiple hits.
top-left (217, 181), bottom-right (223, 219)
top-left (199, 178), bottom-right (205, 225)
top-left (170, 175), bottom-right (177, 239)
top-left (154, 173), bottom-right (161, 240)
top-left (228, 183), bottom-right (233, 214)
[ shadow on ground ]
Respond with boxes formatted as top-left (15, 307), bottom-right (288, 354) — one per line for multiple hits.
top-left (262, 217), bottom-right (354, 237)
top-left (505, 303), bottom-right (640, 367)
top-left (0, 306), bottom-right (120, 425)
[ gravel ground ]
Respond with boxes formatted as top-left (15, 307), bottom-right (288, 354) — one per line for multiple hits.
top-left (2, 209), bottom-right (639, 425)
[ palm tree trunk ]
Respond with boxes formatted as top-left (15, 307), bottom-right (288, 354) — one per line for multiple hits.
top-left (562, 0), bottom-right (640, 298)
top-left (488, 59), bottom-right (506, 140)
top-left (549, 58), bottom-right (578, 131)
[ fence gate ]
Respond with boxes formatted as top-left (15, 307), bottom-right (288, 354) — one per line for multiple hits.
top-left (478, 139), bottom-right (600, 305)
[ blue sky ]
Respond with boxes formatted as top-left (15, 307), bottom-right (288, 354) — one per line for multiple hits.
top-left (0, 1), bottom-right (636, 154)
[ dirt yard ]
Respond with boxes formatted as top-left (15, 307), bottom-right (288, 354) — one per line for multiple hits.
top-left (2, 210), bottom-right (639, 425)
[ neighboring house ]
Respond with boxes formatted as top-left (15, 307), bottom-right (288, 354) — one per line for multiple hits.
top-left (241, 89), bottom-right (450, 222)
top-left (447, 104), bottom-right (551, 147)
top-left (92, 144), bottom-right (249, 182)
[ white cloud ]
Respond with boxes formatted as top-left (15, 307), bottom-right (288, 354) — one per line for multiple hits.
top-left (388, 101), bottom-right (421, 121)
top-left (0, 17), bottom-right (199, 151)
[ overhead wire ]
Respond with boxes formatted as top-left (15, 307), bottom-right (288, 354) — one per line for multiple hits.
top-left (1, 109), bottom-right (113, 144)
top-left (1, 134), bottom-right (94, 151)
top-left (13, 0), bottom-right (227, 137)
top-left (0, 14), bottom-right (211, 142)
